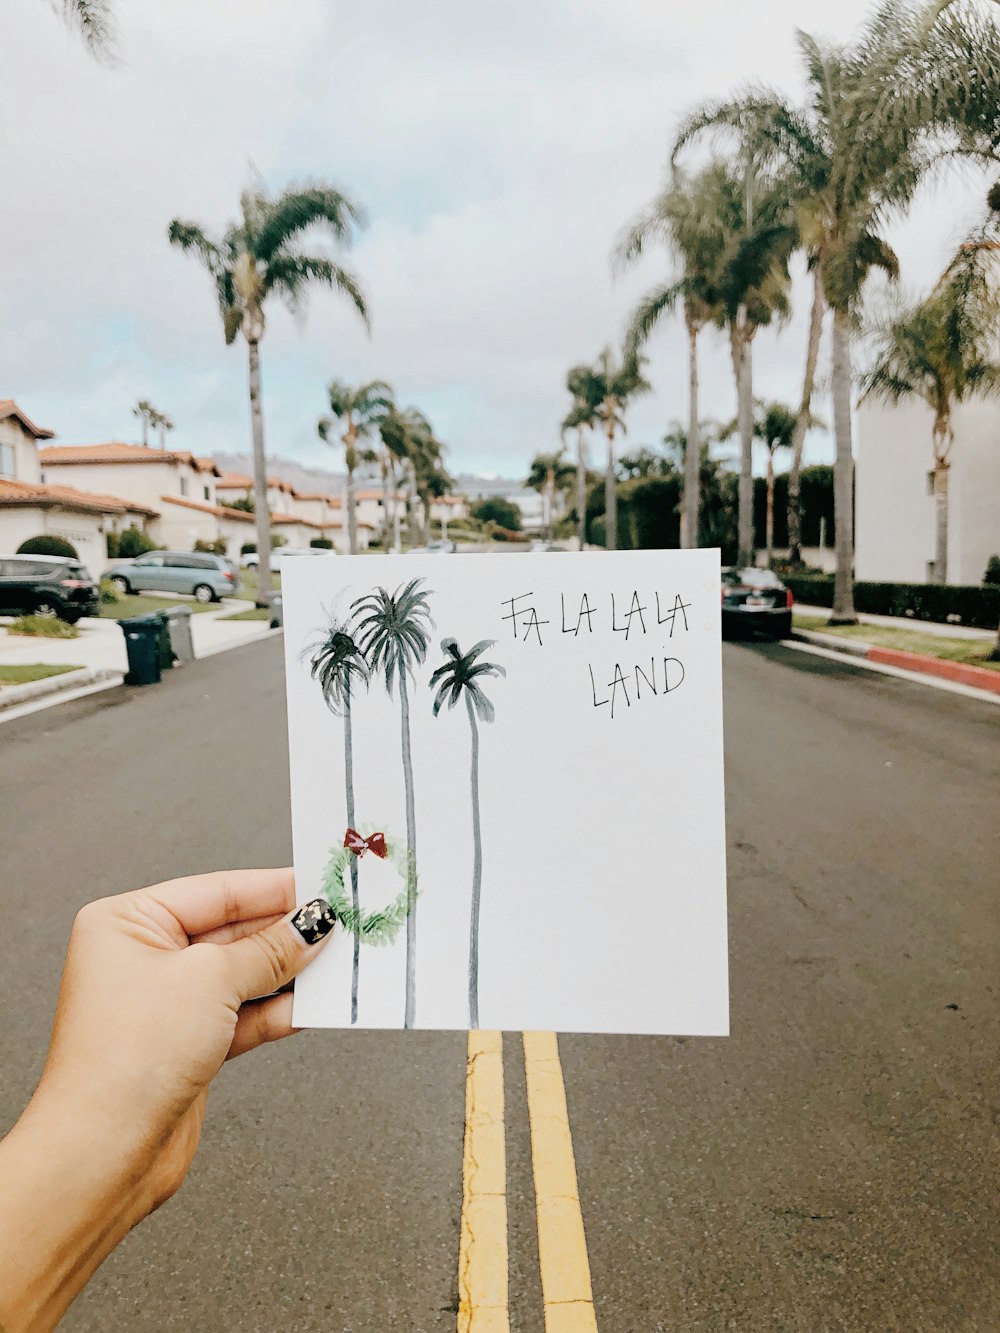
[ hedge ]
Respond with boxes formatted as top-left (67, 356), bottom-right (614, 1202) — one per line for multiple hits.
top-left (784, 575), bottom-right (1000, 629)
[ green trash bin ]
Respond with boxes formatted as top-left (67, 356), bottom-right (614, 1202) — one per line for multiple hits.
top-left (118, 614), bottom-right (165, 686)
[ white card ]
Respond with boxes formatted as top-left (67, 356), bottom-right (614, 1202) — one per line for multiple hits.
top-left (282, 549), bottom-right (728, 1035)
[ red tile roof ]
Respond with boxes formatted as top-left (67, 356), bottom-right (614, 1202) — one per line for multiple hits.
top-left (0, 477), bottom-right (158, 516)
top-left (40, 442), bottom-right (222, 475)
top-left (291, 491), bottom-right (342, 504)
top-left (0, 399), bottom-right (55, 440)
top-left (160, 495), bottom-right (254, 522)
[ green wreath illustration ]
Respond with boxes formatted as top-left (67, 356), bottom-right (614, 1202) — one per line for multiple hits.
top-left (320, 823), bottom-right (412, 946)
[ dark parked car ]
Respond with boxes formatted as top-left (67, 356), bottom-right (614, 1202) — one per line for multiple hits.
top-left (721, 567), bottom-right (793, 639)
top-left (0, 554), bottom-right (100, 623)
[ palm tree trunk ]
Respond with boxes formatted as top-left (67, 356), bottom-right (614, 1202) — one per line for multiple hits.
top-left (399, 656), bottom-right (418, 1028)
top-left (830, 308), bottom-right (856, 623)
top-left (140, 413), bottom-right (148, 447)
top-left (933, 459), bottom-right (949, 585)
top-left (422, 492), bottom-right (432, 547)
top-left (576, 428), bottom-right (587, 550)
top-left (346, 462), bottom-right (358, 556)
top-left (684, 320), bottom-right (700, 549)
top-left (465, 694), bottom-right (482, 1030)
top-left (788, 268), bottom-right (825, 564)
top-left (605, 417), bottom-right (617, 551)
top-left (407, 460), bottom-right (420, 546)
top-left (381, 455), bottom-right (392, 547)
top-left (731, 317), bottom-right (754, 566)
top-left (247, 337), bottom-right (273, 606)
top-left (765, 449), bottom-right (775, 567)
top-left (343, 678), bottom-right (360, 1025)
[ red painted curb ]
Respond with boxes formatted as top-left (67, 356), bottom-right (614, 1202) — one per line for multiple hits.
top-left (867, 645), bottom-right (1000, 695)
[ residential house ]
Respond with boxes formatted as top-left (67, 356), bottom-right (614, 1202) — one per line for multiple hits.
top-left (856, 397), bottom-right (1000, 586)
top-left (216, 472), bottom-right (373, 552)
top-left (0, 402), bottom-right (157, 574)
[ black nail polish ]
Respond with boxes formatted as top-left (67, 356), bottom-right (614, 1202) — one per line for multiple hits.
top-left (290, 898), bottom-right (337, 944)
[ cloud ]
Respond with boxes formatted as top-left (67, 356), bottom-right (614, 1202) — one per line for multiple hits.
top-left (0, 0), bottom-right (991, 474)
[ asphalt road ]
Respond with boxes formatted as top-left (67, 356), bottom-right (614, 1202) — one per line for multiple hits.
top-left (1, 636), bottom-right (997, 1332)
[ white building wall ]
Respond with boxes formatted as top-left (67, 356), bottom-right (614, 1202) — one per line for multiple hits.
top-left (40, 458), bottom-right (215, 509)
top-left (0, 506), bottom-right (108, 576)
top-left (1, 419), bottom-right (42, 483)
top-left (857, 397), bottom-right (1000, 585)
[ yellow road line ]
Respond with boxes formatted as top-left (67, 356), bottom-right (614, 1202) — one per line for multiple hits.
top-left (522, 1031), bottom-right (599, 1333)
top-left (458, 1031), bottom-right (510, 1333)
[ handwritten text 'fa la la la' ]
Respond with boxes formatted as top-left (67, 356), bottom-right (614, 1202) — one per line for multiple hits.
top-left (500, 589), bottom-right (692, 647)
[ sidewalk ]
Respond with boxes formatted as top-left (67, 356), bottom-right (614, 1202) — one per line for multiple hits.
top-left (0, 600), bottom-right (278, 694)
top-left (795, 603), bottom-right (994, 641)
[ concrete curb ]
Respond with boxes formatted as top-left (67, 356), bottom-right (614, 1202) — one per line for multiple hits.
top-left (791, 631), bottom-right (1000, 697)
top-left (0, 666), bottom-right (122, 712)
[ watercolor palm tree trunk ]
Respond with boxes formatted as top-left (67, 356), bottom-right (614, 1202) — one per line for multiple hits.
top-left (398, 651), bottom-right (419, 1027)
top-left (342, 676), bottom-right (361, 1023)
top-left (465, 691), bottom-right (483, 1028)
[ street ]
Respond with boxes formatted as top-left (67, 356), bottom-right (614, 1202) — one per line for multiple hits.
top-left (1, 636), bottom-right (997, 1332)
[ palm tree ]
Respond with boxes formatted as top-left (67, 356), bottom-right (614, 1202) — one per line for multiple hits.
top-left (726, 401), bottom-right (824, 567)
top-left (304, 621), bottom-right (370, 1023)
top-left (132, 399), bottom-right (154, 447)
top-left (53, 0), bottom-right (115, 57)
top-left (430, 639), bottom-right (505, 1029)
top-left (562, 367), bottom-right (600, 549)
top-left (675, 0), bottom-right (1000, 614)
top-left (150, 408), bottom-right (174, 451)
top-left (169, 182), bottom-right (368, 604)
top-left (318, 381), bottom-right (393, 555)
top-left (618, 167), bottom-right (726, 550)
top-left (526, 450), bottom-right (575, 539)
top-left (860, 257), bottom-right (1000, 584)
top-left (352, 579), bottom-right (433, 1027)
top-left (578, 349), bottom-right (651, 550)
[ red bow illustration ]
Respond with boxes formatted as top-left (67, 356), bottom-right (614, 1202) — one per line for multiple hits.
top-left (344, 828), bottom-right (388, 859)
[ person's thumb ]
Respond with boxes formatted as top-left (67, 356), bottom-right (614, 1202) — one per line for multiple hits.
top-left (221, 898), bottom-right (337, 1003)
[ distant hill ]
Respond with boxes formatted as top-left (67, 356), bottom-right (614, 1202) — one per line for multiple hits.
top-left (213, 454), bottom-right (512, 500)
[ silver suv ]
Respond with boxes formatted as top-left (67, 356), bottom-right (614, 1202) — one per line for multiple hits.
top-left (103, 551), bottom-right (237, 603)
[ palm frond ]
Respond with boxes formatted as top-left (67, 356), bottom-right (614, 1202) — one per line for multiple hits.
top-left (56, 0), bottom-right (116, 59)
top-left (255, 186), bottom-right (367, 263)
top-left (265, 255), bottom-right (370, 330)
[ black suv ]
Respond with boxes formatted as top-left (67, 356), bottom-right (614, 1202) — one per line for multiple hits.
top-left (0, 555), bottom-right (100, 623)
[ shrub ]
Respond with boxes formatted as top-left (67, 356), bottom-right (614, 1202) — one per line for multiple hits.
top-left (194, 538), bottom-right (227, 555)
top-left (225, 495), bottom-right (255, 513)
top-left (489, 524), bottom-right (530, 543)
top-left (984, 554), bottom-right (1000, 586)
top-left (5, 614), bottom-right (80, 638)
top-left (271, 533), bottom-right (287, 549)
top-left (99, 579), bottom-right (122, 605)
top-left (310, 537), bottom-right (334, 549)
top-left (16, 534), bottom-right (78, 559)
top-left (112, 525), bottom-right (159, 559)
top-left (783, 575), bottom-right (1000, 629)
top-left (472, 497), bottom-right (522, 530)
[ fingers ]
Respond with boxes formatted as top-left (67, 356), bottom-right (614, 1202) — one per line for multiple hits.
top-left (220, 898), bottom-right (336, 1004)
top-left (191, 912), bottom-right (285, 947)
top-left (226, 993), bottom-right (298, 1060)
top-left (146, 868), bottom-right (296, 937)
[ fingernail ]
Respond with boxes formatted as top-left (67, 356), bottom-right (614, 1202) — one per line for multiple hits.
top-left (289, 898), bottom-right (337, 945)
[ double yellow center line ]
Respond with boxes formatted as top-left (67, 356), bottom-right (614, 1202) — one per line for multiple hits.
top-left (458, 1031), bottom-right (598, 1333)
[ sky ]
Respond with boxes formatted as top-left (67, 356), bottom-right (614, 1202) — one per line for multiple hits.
top-left (0, 0), bottom-right (992, 481)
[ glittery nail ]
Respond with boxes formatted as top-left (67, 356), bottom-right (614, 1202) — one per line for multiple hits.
top-left (289, 898), bottom-right (337, 945)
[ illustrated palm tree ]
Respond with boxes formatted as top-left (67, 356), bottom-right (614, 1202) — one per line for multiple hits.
top-left (860, 255), bottom-right (1000, 584)
top-left (526, 450), bottom-right (575, 539)
top-left (318, 380), bottom-right (393, 555)
top-left (168, 182), bottom-right (368, 604)
top-left (575, 349), bottom-right (650, 550)
top-left (430, 639), bottom-right (505, 1029)
top-left (352, 579), bottom-right (433, 1027)
top-left (304, 621), bottom-right (370, 1023)
top-left (617, 166), bottom-right (726, 550)
top-left (675, 0), bottom-right (1000, 614)
top-left (562, 367), bottom-right (601, 549)
top-left (52, 0), bottom-right (115, 56)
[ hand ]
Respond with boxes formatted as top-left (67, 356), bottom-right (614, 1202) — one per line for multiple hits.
top-left (0, 869), bottom-right (336, 1333)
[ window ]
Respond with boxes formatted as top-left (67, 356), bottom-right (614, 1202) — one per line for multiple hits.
top-left (204, 485), bottom-right (211, 501)
top-left (0, 443), bottom-right (14, 477)
top-left (180, 476), bottom-right (189, 497)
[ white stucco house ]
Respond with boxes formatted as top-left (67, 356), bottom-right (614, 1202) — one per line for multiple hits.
top-left (0, 403), bottom-right (158, 575)
top-left (856, 396), bottom-right (1000, 586)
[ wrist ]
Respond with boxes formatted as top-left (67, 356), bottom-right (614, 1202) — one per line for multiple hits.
top-left (0, 1093), bottom-right (153, 1333)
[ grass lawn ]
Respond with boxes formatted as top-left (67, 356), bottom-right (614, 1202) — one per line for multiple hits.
top-left (100, 593), bottom-right (226, 619)
top-left (4, 615), bottom-right (80, 638)
top-left (0, 663), bottom-right (81, 686)
top-left (794, 614), bottom-right (1000, 672)
top-left (238, 568), bottom-right (281, 602)
top-left (221, 606), bottom-right (272, 622)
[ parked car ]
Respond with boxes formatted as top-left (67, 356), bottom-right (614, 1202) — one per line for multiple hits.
top-left (0, 554), bottom-right (99, 623)
top-left (407, 539), bottom-right (456, 554)
top-left (721, 567), bottom-right (793, 639)
top-left (240, 547), bottom-right (331, 570)
top-left (103, 551), bottom-right (237, 603)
